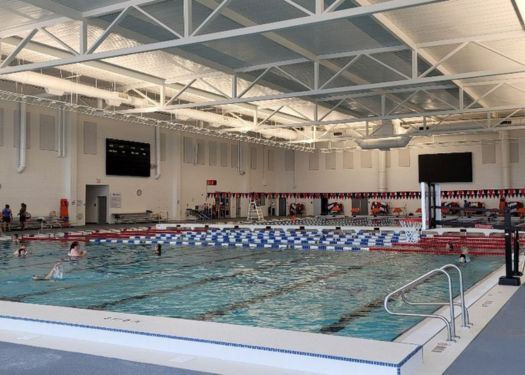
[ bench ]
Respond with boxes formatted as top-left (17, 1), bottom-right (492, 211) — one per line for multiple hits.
top-left (9, 215), bottom-right (67, 230)
top-left (112, 211), bottom-right (154, 224)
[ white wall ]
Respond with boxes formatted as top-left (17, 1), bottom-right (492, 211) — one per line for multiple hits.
top-left (179, 139), bottom-right (290, 218)
top-left (1, 98), bottom-right (523, 223)
top-left (0, 100), bottom-right (293, 224)
top-left (289, 132), bottom-right (525, 215)
top-left (0, 102), bottom-right (66, 217)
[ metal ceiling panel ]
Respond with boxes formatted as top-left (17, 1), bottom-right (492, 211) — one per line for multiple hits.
top-left (381, 0), bottom-right (522, 44)
top-left (0, 0), bottom-right (56, 32)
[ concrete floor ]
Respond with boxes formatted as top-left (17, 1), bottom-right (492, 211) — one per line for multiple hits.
top-left (445, 283), bottom-right (525, 374)
top-left (0, 341), bottom-right (212, 375)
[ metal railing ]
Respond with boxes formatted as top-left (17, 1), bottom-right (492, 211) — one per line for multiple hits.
top-left (384, 264), bottom-right (470, 342)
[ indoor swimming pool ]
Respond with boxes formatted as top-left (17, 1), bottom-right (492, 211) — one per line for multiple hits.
top-left (0, 241), bottom-right (502, 341)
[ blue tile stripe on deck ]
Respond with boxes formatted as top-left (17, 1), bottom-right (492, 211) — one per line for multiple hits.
top-left (0, 314), bottom-right (420, 370)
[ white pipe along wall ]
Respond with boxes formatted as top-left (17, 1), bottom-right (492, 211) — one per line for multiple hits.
top-left (154, 126), bottom-right (161, 179)
top-left (16, 102), bottom-right (27, 173)
top-left (500, 130), bottom-right (511, 187)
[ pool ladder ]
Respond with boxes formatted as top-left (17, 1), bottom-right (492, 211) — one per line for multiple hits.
top-left (384, 264), bottom-right (472, 342)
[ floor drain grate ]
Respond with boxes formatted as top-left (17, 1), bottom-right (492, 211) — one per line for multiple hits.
top-left (432, 343), bottom-right (448, 353)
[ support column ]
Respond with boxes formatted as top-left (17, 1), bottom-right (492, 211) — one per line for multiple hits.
top-left (435, 183), bottom-right (442, 223)
top-left (500, 130), bottom-right (511, 188)
top-left (378, 150), bottom-right (387, 192)
top-left (420, 182), bottom-right (428, 230)
top-left (171, 133), bottom-right (183, 220)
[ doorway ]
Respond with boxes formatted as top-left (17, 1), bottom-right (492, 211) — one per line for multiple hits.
top-left (278, 197), bottom-right (287, 216)
top-left (352, 198), bottom-right (369, 216)
top-left (321, 197), bottom-right (329, 215)
top-left (97, 196), bottom-right (108, 224)
top-left (235, 197), bottom-right (241, 218)
top-left (313, 199), bottom-right (321, 216)
top-left (85, 185), bottom-right (109, 224)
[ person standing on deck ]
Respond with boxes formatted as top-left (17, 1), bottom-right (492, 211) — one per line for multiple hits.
top-left (18, 203), bottom-right (28, 230)
top-left (2, 204), bottom-right (13, 232)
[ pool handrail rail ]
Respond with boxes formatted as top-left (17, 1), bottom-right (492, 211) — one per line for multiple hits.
top-left (398, 264), bottom-right (471, 329)
top-left (384, 267), bottom-right (458, 341)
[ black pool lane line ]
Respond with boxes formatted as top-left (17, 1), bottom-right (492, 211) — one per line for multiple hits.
top-left (83, 255), bottom-right (315, 310)
top-left (1, 249), bottom-right (275, 302)
top-left (195, 265), bottom-right (365, 321)
top-left (317, 271), bottom-right (446, 334)
top-left (318, 297), bottom-right (385, 333)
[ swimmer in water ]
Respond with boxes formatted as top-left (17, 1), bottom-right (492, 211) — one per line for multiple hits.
top-left (33, 261), bottom-right (63, 281)
top-left (13, 241), bottom-right (30, 257)
top-left (68, 241), bottom-right (86, 257)
top-left (459, 245), bottom-right (470, 263)
top-left (154, 244), bottom-right (162, 256)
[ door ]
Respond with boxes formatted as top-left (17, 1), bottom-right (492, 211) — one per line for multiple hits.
top-left (313, 199), bottom-right (322, 216)
top-left (321, 197), bottom-right (329, 215)
top-left (85, 184), bottom-right (109, 224)
top-left (236, 197), bottom-right (241, 218)
top-left (278, 197), bottom-right (287, 216)
top-left (352, 198), bottom-right (369, 216)
top-left (97, 196), bottom-right (107, 224)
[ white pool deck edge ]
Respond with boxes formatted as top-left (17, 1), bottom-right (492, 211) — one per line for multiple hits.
top-left (0, 300), bottom-right (422, 375)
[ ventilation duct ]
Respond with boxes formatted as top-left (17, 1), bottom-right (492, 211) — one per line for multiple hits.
top-left (355, 135), bottom-right (411, 150)
top-left (3, 72), bottom-right (299, 141)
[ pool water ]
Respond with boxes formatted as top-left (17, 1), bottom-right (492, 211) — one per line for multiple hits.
top-left (0, 241), bottom-right (502, 341)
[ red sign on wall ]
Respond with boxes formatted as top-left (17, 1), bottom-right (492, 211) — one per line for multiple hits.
top-left (206, 179), bottom-right (217, 186)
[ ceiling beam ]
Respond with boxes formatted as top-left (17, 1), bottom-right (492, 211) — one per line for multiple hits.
top-left (118, 67), bottom-right (525, 112)
top-left (21, 0), bottom-right (83, 19)
top-left (0, 0), bottom-right (442, 75)
top-left (353, 0), bottom-right (489, 109)
top-left (258, 104), bottom-right (525, 129)
top-left (0, 37), bottom-right (305, 124)
top-left (82, 0), bottom-right (165, 18)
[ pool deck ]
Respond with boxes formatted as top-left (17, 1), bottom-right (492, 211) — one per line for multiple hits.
top-left (444, 282), bottom-right (525, 375)
top-left (0, 341), bottom-right (210, 375)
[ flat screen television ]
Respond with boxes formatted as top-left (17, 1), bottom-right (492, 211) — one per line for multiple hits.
top-left (418, 152), bottom-right (472, 183)
top-left (106, 138), bottom-right (150, 177)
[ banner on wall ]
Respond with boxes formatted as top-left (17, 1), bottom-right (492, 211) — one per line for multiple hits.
top-left (206, 188), bottom-right (525, 200)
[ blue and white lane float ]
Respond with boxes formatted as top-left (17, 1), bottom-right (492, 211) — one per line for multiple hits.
top-left (89, 228), bottom-right (415, 252)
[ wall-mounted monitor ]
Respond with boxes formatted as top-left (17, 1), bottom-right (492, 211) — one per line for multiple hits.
top-left (418, 152), bottom-right (472, 183)
top-left (106, 138), bottom-right (151, 177)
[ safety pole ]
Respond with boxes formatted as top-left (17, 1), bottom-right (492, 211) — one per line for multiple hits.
top-left (499, 207), bottom-right (521, 286)
top-left (513, 229), bottom-right (522, 276)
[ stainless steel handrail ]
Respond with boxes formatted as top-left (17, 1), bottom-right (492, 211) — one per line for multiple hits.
top-left (384, 265), bottom-right (469, 342)
top-left (398, 264), bottom-right (471, 329)
top-left (441, 264), bottom-right (471, 328)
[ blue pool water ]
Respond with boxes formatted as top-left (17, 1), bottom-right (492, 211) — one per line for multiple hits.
top-left (0, 241), bottom-right (502, 341)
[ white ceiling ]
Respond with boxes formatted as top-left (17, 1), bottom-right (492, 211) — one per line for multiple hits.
top-left (1, 0), bottom-right (525, 150)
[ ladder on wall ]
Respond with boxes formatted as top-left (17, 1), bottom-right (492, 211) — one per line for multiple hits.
top-left (247, 201), bottom-right (264, 222)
